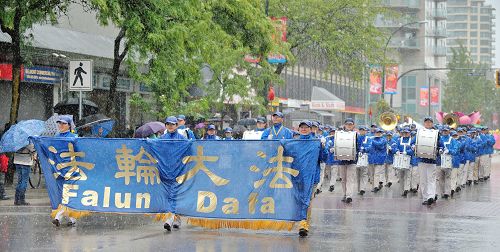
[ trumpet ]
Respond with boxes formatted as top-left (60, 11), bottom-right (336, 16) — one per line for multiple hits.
top-left (443, 113), bottom-right (459, 129)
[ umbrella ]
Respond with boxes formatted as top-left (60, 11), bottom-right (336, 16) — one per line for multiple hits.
top-left (54, 98), bottom-right (99, 117)
top-left (232, 125), bottom-right (248, 133)
top-left (76, 114), bottom-right (112, 128)
top-left (134, 122), bottom-right (166, 138)
top-left (237, 118), bottom-right (257, 127)
top-left (42, 114), bottom-right (76, 136)
top-left (91, 120), bottom-right (115, 137)
top-left (195, 122), bottom-right (206, 129)
top-left (0, 120), bottom-right (45, 153)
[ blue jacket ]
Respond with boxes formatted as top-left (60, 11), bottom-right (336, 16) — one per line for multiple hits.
top-left (204, 134), bottom-right (221, 140)
top-left (440, 135), bottom-right (459, 168)
top-left (177, 125), bottom-right (196, 140)
top-left (299, 133), bottom-right (325, 184)
top-left (457, 136), bottom-right (467, 165)
top-left (394, 136), bottom-right (415, 156)
top-left (261, 123), bottom-right (294, 140)
top-left (56, 131), bottom-right (78, 138)
top-left (480, 134), bottom-right (495, 155)
top-left (464, 136), bottom-right (479, 162)
top-left (325, 136), bottom-right (340, 165)
top-left (385, 137), bottom-right (397, 164)
top-left (160, 131), bottom-right (187, 140)
top-left (368, 136), bottom-right (387, 165)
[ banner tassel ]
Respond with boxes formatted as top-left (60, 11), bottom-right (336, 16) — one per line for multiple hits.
top-left (186, 218), bottom-right (296, 231)
top-left (50, 204), bottom-right (91, 219)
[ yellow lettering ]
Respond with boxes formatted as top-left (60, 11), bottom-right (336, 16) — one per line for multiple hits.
top-left (260, 197), bottom-right (275, 214)
top-left (62, 184), bottom-right (78, 204)
top-left (197, 191), bottom-right (217, 213)
top-left (135, 193), bottom-right (151, 209)
top-left (222, 197), bottom-right (239, 214)
top-left (248, 193), bottom-right (258, 214)
top-left (115, 193), bottom-right (131, 208)
top-left (103, 186), bottom-right (111, 207)
top-left (81, 190), bottom-right (98, 206)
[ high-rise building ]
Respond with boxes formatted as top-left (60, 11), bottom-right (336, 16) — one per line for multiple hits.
top-left (374, 0), bottom-right (448, 120)
top-left (447, 0), bottom-right (496, 65)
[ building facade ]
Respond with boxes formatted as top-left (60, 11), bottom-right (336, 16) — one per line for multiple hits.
top-left (374, 0), bottom-right (448, 121)
top-left (446, 0), bottom-right (496, 65)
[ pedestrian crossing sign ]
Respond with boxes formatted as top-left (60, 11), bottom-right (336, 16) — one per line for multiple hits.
top-left (69, 60), bottom-right (93, 91)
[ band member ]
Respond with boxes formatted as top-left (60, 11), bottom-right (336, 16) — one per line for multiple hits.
top-left (242, 117), bottom-right (267, 139)
top-left (394, 128), bottom-right (414, 197)
top-left (223, 127), bottom-right (234, 140)
top-left (456, 128), bottom-right (468, 190)
top-left (466, 130), bottom-right (480, 185)
top-left (484, 127), bottom-right (495, 180)
top-left (356, 126), bottom-right (370, 195)
top-left (177, 115), bottom-right (196, 139)
top-left (261, 112), bottom-right (293, 140)
top-left (409, 130), bottom-right (419, 194)
top-left (204, 125), bottom-right (221, 140)
top-left (368, 128), bottom-right (387, 193)
top-left (161, 116), bottom-right (187, 139)
top-left (450, 130), bottom-right (462, 195)
top-left (436, 126), bottom-right (458, 199)
top-left (417, 117), bottom-right (443, 205)
top-left (336, 118), bottom-right (362, 203)
top-left (296, 120), bottom-right (327, 237)
top-left (479, 127), bottom-right (495, 181)
top-left (384, 131), bottom-right (397, 188)
top-left (324, 128), bottom-right (339, 192)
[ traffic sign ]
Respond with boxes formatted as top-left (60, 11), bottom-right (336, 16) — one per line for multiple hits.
top-left (69, 60), bottom-right (93, 91)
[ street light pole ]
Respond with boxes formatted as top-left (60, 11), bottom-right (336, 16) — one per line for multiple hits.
top-left (382, 21), bottom-right (427, 105)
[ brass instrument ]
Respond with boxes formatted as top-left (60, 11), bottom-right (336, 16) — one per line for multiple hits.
top-left (379, 112), bottom-right (397, 131)
top-left (443, 113), bottom-right (459, 129)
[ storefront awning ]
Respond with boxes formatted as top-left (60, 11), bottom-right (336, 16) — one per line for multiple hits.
top-left (310, 86), bottom-right (345, 111)
top-left (311, 110), bottom-right (336, 117)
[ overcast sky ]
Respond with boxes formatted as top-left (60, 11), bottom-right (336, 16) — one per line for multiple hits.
top-left (485, 0), bottom-right (499, 67)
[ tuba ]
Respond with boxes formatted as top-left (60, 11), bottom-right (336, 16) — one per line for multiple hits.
top-left (443, 113), bottom-right (459, 129)
top-left (379, 112), bottom-right (397, 131)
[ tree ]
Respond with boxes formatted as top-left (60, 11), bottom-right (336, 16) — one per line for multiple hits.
top-left (0, 0), bottom-right (69, 125)
top-left (267, 0), bottom-right (387, 77)
top-left (443, 45), bottom-right (499, 123)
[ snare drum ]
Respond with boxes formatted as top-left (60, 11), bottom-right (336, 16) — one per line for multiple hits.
top-left (334, 130), bottom-right (357, 161)
top-left (441, 154), bottom-right (453, 169)
top-left (356, 153), bottom-right (368, 167)
top-left (393, 153), bottom-right (411, 169)
top-left (415, 129), bottom-right (439, 159)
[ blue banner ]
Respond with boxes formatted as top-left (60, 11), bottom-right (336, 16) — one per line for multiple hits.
top-left (31, 137), bottom-right (320, 222)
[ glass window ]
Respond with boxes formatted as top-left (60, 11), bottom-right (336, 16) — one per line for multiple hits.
top-left (480, 56), bottom-right (491, 62)
top-left (470, 24), bottom-right (478, 29)
top-left (480, 40), bottom-right (490, 46)
top-left (448, 23), bottom-right (467, 29)
top-left (470, 47), bottom-right (477, 53)
top-left (480, 8), bottom-right (491, 14)
top-left (449, 31), bottom-right (467, 37)
top-left (480, 47), bottom-right (490, 53)
top-left (480, 32), bottom-right (490, 38)
top-left (471, 15), bottom-right (478, 21)
top-left (480, 16), bottom-right (490, 22)
top-left (448, 15), bottom-right (468, 21)
top-left (470, 39), bottom-right (478, 45)
top-left (480, 24), bottom-right (490, 30)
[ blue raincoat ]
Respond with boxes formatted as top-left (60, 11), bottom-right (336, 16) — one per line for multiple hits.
top-left (368, 136), bottom-right (387, 165)
top-left (261, 123), bottom-right (294, 140)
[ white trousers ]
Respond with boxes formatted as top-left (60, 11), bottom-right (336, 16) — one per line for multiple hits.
top-left (385, 164), bottom-right (398, 184)
top-left (451, 168), bottom-right (458, 190)
top-left (398, 168), bottom-right (411, 191)
top-left (339, 164), bottom-right (356, 198)
top-left (479, 155), bottom-right (489, 179)
top-left (54, 209), bottom-right (77, 223)
top-left (316, 163), bottom-right (326, 191)
top-left (356, 166), bottom-right (368, 192)
top-left (436, 167), bottom-right (452, 196)
top-left (373, 165), bottom-right (386, 188)
top-left (467, 161), bottom-right (475, 181)
top-left (418, 162), bottom-right (437, 201)
top-left (322, 164), bottom-right (338, 188)
top-left (459, 163), bottom-right (467, 186)
top-left (410, 166), bottom-right (419, 190)
top-left (487, 155), bottom-right (492, 177)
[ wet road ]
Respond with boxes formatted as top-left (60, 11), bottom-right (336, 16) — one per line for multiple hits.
top-left (2, 157), bottom-right (500, 251)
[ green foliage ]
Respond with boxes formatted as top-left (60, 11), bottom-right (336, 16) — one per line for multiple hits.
top-left (268, 0), bottom-right (387, 78)
top-left (443, 45), bottom-right (499, 122)
top-left (374, 99), bottom-right (392, 119)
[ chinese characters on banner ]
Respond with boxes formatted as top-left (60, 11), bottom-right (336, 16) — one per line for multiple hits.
top-left (369, 65), bottom-right (382, 94)
top-left (420, 87), bottom-right (429, 106)
top-left (384, 65), bottom-right (398, 94)
top-left (31, 137), bottom-right (320, 223)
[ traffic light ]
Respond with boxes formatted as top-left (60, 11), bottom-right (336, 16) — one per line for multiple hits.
top-left (496, 70), bottom-right (500, 88)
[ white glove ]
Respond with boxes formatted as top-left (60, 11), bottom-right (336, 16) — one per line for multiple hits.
top-left (320, 138), bottom-right (326, 144)
top-left (444, 149), bottom-right (449, 154)
top-left (329, 148), bottom-right (335, 153)
top-left (387, 146), bottom-right (392, 151)
top-left (439, 149), bottom-right (444, 155)
top-left (396, 151), bottom-right (400, 155)
top-left (403, 151), bottom-right (407, 155)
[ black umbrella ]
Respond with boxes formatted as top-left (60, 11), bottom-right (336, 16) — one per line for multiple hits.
top-left (54, 98), bottom-right (99, 117)
top-left (237, 118), bottom-right (257, 127)
top-left (75, 113), bottom-right (112, 128)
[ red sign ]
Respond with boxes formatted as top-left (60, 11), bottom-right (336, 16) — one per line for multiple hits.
top-left (430, 87), bottom-right (439, 105)
top-left (420, 87), bottom-right (429, 106)
top-left (384, 65), bottom-right (398, 94)
top-left (0, 63), bottom-right (24, 81)
top-left (369, 65), bottom-right (382, 94)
